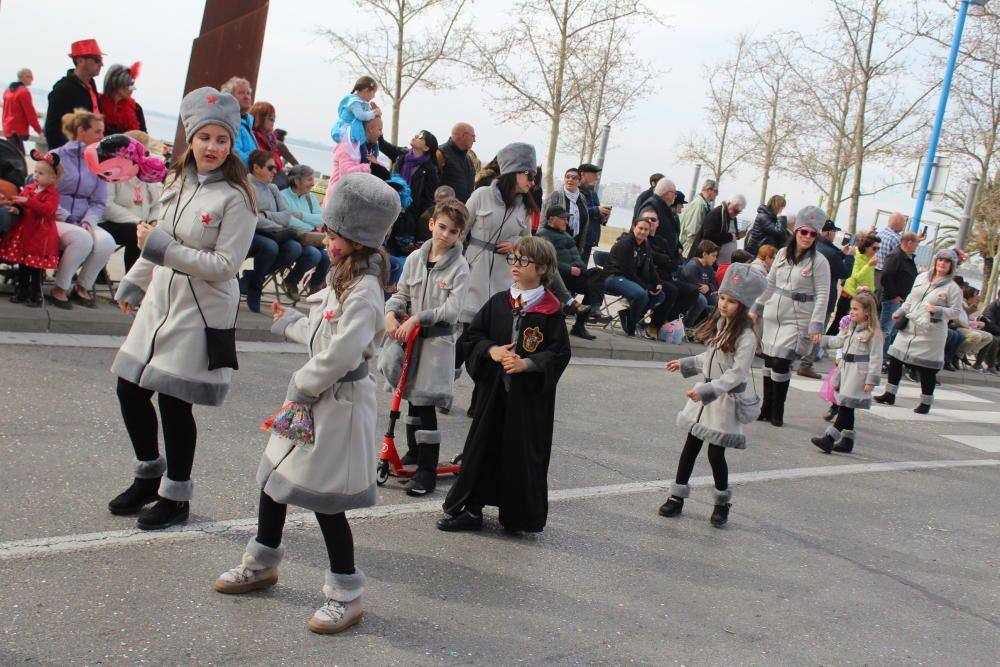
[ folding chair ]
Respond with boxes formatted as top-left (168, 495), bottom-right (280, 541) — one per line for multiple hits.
top-left (591, 251), bottom-right (627, 332)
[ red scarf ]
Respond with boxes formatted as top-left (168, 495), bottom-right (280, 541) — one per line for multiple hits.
top-left (99, 95), bottom-right (141, 134)
top-left (253, 129), bottom-right (284, 171)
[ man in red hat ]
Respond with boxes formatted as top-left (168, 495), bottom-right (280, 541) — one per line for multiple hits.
top-left (44, 39), bottom-right (105, 148)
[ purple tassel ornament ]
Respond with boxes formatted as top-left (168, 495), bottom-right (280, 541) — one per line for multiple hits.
top-left (261, 402), bottom-right (315, 449)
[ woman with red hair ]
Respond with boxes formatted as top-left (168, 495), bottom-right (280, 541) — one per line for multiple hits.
top-left (99, 63), bottom-right (146, 135)
top-left (250, 101), bottom-right (286, 188)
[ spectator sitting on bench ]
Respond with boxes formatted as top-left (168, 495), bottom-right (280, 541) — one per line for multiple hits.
top-left (680, 240), bottom-right (720, 326)
top-left (536, 205), bottom-right (605, 341)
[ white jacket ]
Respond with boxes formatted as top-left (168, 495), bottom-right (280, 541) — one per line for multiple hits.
top-left (103, 178), bottom-right (163, 224)
top-left (754, 247), bottom-right (831, 360)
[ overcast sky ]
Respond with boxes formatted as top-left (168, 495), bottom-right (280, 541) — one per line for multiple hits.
top-left (0, 0), bottom-right (960, 229)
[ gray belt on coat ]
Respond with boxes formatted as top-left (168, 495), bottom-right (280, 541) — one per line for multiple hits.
top-left (468, 237), bottom-right (498, 253)
top-left (419, 323), bottom-right (455, 338)
top-left (338, 361), bottom-right (369, 383)
top-left (775, 287), bottom-right (815, 302)
top-left (843, 353), bottom-right (869, 363)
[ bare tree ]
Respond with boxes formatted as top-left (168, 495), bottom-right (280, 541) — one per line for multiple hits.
top-left (733, 35), bottom-right (800, 205)
top-left (832, 0), bottom-right (935, 232)
top-left (561, 2), bottom-right (658, 164)
top-left (318, 0), bottom-right (469, 144)
top-left (465, 0), bottom-right (649, 192)
top-left (677, 34), bottom-right (752, 188)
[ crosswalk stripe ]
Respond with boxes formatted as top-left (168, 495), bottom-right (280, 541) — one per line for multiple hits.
top-left (869, 406), bottom-right (1000, 423)
top-left (789, 377), bottom-right (990, 403)
top-left (943, 436), bottom-right (1000, 453)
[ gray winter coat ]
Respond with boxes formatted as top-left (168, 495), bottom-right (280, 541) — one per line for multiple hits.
top-left (677, 326), bottom-right (758, 449)
top-left (257, 259), bottom-right (386, 514)
top-left (753, 247), bottom-right (831, 360)
top-left (250, 175), bottom-right (291, 233)
top-left (461, 182), bottom-right (531, 322)
top-left (382, 242), bottom-right (470, 407)
top-left (822, 324), bottom-right (883, 409)
top-left (112, 164), bottom-right (257, 406)
top-left (888, 271), bottom-right (963, 370)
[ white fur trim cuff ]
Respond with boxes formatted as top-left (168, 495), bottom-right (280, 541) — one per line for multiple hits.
top-left (246, 538), bottom-right (285, 568)
top-left (271, 308), bottom-right (306, 338)
top-left (669, 483), bottom-right (690, 499)
top-left (679, 356), bottom-right (700, 378)
top-left (884, 383), bottom-right (899, 395)
top-left (159, 477), bottom-right (194, 501)
top-left (712, 487), bottom-right (733, 505)
top-left (839, 430), bottom-right (856, 440)
top-left (134, 456), bottom-right (166, 479)
top-left (415, 430), bottom-right (441, 445)
top-left (771, 370), bottom-right (791, 383)
top-left (323, 568), bottom-right (366, 603)
top-left (919, 394), bottom-right (934, 406)
top-left (825, 424), bottom-right (842, 440)
top-left (693, 382), bottom-right (719, 404)
top-left (140, 227), bottom-right (174, 266)
top-left (403, 415), bottom-right (422, 426)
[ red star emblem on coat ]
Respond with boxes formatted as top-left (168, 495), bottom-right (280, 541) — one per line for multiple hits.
top-left (439, 280), bottom-right (448, 289)
top-left (201, 213), bottom-right (212, 224)
top-left (324, 310), bottom-right (334, 320)
top-left (206, 95), bottom-right (217, 104)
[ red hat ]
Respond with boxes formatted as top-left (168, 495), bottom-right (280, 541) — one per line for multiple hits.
top-left (68, 39), bottom-right (106, 58)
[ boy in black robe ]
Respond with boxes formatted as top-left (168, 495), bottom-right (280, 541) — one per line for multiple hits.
top-left (438, 237), bottom-right (572, 533)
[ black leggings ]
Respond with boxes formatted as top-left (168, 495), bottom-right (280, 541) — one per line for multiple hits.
top-left (833, 405), bottom-right (855, 432)
top-left (407, 402), bottom-right (438, 431)
top-left (116, 377), bottom-right (197, 482)
top-left (255, 490), bottom-right (355, 574)
top-left (827, 294), bottom-right (851, 335)
top-left (674, 433), bottom-right (728, 491)
top-left (763, 355), bottom-right (792, 377)
top-left (886, 356), bottom-right (937, 395)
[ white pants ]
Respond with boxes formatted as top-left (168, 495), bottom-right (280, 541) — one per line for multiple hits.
top-left (55, 222), bottom-right (117, 290)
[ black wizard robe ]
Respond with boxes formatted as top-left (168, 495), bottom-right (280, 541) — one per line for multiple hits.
top-left (443, 288), bottom-right (572, 531)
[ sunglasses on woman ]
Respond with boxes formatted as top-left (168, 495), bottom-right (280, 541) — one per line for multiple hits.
top-left (265, 164), bottom-right (277, 171)
top-left (797, 228), bottom-right (818, 238)
top-left (506, 254), bottom-right (538, 267)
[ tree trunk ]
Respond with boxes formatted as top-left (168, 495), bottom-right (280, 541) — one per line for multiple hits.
top-left (846, 0), bottom-right (879, 234)
top-left (390, 10), bottom-right (405, 144)
top-left (545, 2), bottom-right (569, 193)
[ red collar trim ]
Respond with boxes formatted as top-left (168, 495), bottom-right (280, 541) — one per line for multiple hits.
top-left (507, 290), bottom-right (561, 315)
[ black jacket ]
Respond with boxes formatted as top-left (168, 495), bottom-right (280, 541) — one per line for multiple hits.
top-left (879, 247), bottom-right (919, 303)
top-left (980, 299), bottom-right (1000, 335)
top-left (44, 70), bottom-right (99, 149)
top-left (438, 139), bottom-right (475, 203)
top-left (817, 238), bottom-right (852, 315)
top-left (690, 204), bottom-right (736, 258)
top-left (745, 205), bottom-right (789, 257)
top-left (638, 195), bottom-right (682, 274)
top-left (381, 137), bottom-right (441, 241)
top-left (632, 186), bottom-right (655, 221)
top-left (603, 232), bottom-right (660, 290)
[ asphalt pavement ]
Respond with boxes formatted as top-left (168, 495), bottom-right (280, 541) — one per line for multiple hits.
top-left (1, 337), bottom-right (998, 665)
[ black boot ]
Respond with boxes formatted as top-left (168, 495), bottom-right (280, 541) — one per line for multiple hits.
top-left (913, 403), bottom-right (931, 415)
top-left (832, 430), bottom-right (855, 453)
top-left (822, 404), bottom-right (838, 422)
top-left (405, 437), bottom-right (439, 497)
top-left (770, 379), bottom-right (788, 427)
top-left (136, 498), bottom-right (190, 530)
top-left (617, 309), bottom-right (635, 337)
top-left (570, 313), bottom-right (596, 340)
top-left (657, 496), bottom-right (684, 517)
top-left (436, 509), bottom-right (483, 532)
top-left (710, 503), bottom-right (731, 528)
top-left (757, 376), bottom-right (773, 421)
top-left (401, 419), bottom-right (420, 466)
top-left (873, 388), bottom-right (896, 405)
top-left (108, 477), bottom-right (161, 515)
top-left (811, 433), bottom-right (836, 454)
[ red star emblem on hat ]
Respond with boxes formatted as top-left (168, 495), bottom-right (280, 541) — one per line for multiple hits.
top-left (206, 95), bottom-right (218, 104)
top-left (324, 310), bottom-right (334, 320)
top-left (731, 274), bottom-right (740, 283)
top-left (201, 213), bottom-right (212, 224)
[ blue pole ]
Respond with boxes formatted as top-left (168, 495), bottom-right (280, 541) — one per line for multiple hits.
top-left (911, 0), bottom-right (972, 233)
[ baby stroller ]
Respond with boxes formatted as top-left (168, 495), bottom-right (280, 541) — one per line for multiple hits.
top-left (0, 139), bottom-right (28, 288)
top-left (376, 321), bottom-right (462, 486)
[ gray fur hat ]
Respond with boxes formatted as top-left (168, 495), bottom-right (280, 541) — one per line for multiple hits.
top-left (934, 248), bottom-right (958, 273)
top-left (497, 142), bottom-right (536, 176)
top-left (180, 87), bottom-right (241, 143)
top-left (795, 205), bottom-right (826, 234)
top-left (719, 261), bottom-right (767, 308)
top-left (322, 173), bottom-right (401, 248)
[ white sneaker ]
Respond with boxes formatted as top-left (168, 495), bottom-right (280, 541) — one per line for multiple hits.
top-left (213, 563), bottom-right (278, 594)
top-left (307, 597), bottom-right (364, 634)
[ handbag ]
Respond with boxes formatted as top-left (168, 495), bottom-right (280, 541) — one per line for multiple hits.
top-left (261, 227), bottom-right (297, 244)
top-left (296, 231), bottom-right (326, 248)
top-left (188, 277), bottom-right (239, 370)
top-left (819, 365), bottom-right (840, 404)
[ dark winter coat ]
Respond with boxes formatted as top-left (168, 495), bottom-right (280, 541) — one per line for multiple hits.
top-left (44, 70), bottom-right (99, 149)
top-left (580, 184), bottom-right (603, 248)
top-left (745, 205), bottom-right (789, 257)
top-left (817, 237), bottom-right (852, 315)
top-left (981, 298), bottom-right (1000, 336)
top-left (438, 139), bottom-right (476, 203)
top-left (690, 205), bottom-right (737, 259)
top-left (603, 232), bottom-right (660, 290)
top-left (536, 223), bottom-right (585, 279)
top-left (632, 186), bottom-right (655, 221)
top-left (382, 138), bottom-right (441, 240)
top-left (638, 195), bottom-right (682, 274)
top-left (443, 289), bottom-right (571, 532)
top-left (880, 247), bottom-right (918, 303)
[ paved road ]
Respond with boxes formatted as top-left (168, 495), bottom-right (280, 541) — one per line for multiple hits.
top-left (1, 338), bottom-right (998, 665)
